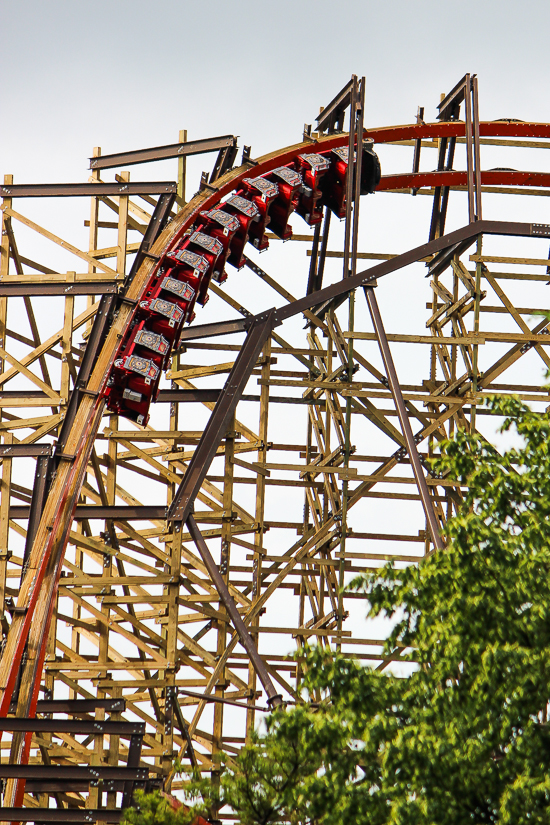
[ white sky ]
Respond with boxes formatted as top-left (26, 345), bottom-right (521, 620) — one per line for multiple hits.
top-left (3, 0), bottom-right (550, 183)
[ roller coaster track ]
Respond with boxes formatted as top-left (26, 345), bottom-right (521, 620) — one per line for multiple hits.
top-left (3, 73), bottom-right (550, 820)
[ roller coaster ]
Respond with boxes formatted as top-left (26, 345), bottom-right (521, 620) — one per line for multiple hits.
top-left (1, 73), bottom-right (550, 821)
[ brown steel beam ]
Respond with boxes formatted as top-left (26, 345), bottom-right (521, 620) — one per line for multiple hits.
top-left (186, 514), bottom-right (282, 708)
top-left (178, 317), bottom-right (250, 342)
top-left (0, 182), bottom-right (176, 198)
top-left (122, 733), bottom-right (144, 809)
top-left (9, 698), bottom-right (126, 714)
top-left (274, 220), bottom-right (545, 325)
top-left (89, 135), bottom-right (237, 170)
top-left (0, 281), bottom-right (118, 296)
top-left (21, 780), bottom-right (147, 793)
top-left (157, 388), bottom-right (221, 404)
top-left (10, 505), bottom-right (167, 521)
top-left (364, 285), bottom-right (443, 551)
top-left (23, 456), bottom-right (52, 579)
top-left (0, 766), bottom-right (148, 781)
top-left (210, 141), bottom-right (239, 183)
top-left (125, 192), bottom-right (176, 284)
top-left (437, 74), bottom-right (470, 122)
top-left (168, 309), bottom-right (275, 523)
top-left (315, 78), bottom-right (354, 134)
top-left (0, 810), bottom-right (122, 823)
top-left (0, 445), bottom-right (52, 457)
top-left (179, 221), bottom-right (541, 347)
top-left (0, 720), bottom-right (143, 735)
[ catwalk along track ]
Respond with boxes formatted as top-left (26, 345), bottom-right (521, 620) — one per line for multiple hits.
top-left (2, 74), bottom-right (550, 821)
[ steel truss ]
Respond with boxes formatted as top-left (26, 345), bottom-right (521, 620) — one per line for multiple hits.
top-left (1, 74), bottom-right (550, 821)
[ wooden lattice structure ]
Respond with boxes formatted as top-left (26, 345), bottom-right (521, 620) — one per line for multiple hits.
top-left (1, 74), bottom-right (550, 822)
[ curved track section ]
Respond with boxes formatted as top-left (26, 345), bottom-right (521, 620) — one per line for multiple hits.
top-left (2, 114), bottom-right (550, 814)
top-left (0, 129), bottom-right (381, 806)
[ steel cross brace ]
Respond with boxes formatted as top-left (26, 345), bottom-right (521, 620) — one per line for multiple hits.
top-left (168, 308), bottom-right (276, 522)
top-left (364, 285), bottom-right (444, 551)
top-left (167, 308), bottom-right (283, 707)
top-left (186, 515), bottom-right (283, 708)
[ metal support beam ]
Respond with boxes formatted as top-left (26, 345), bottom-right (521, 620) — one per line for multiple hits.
top-left (0, 810), bottom-right (122, 823)
top-left (0, 281), bottom-right (118, 296)
top-left (23, 455), bottom-right (52, 575)
top-left (124, 191), bottom-right (176, 285)
top-left (274, 220), bottom-right (543, 326)
top-left (0, 720), bottom-right (143, 735)
top-left (8, 698), bottom-right (125, 714)
top-left (89, 135), bottom-right (237, 170)
top-left (315, 78), bottom-right (354, 134)
top-left (210, 140), bottom-right (239, 183)
top-left (0, 445), bottom-right (52, 458)
top-left (168, 309), bottom-right (275, 523)
top-left (177, 317), bottom-right (250, 343)
top-left (186, 515), bottom-right (282, 708)
top-left (0, 183), bottom-right (176, 198)
top-left (0, 765), bottom-right (148, 780)
top-left (364, 285), bottom-right (444, 551)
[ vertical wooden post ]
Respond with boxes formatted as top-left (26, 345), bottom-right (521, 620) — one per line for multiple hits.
top-left (88, 149), bottom-right (101, 334)
top-left (168, 352), bottom-right (180, 506)
top-left (0, 176), bottom-right (12, 385)
top-left (212, 418), bottom-right (235, 785)
top-left (106, 685), bottom-right (122, 810)
top-left (246, 337), bottom-right (271, 738)
top-left (88, 414), bottom-right (118, 811)
top-left (61, 272), bottom-right (75, 406)
top-left (116, 171), bottom-right (130, 281)
top-left (177, 129), bottom-right (188, 207)
top-left (0, 433), bottom-right (13, 631)
top-left (162, 525), bottom-right (182, 777)
top-left (471, 236), bottom-right (483, 433)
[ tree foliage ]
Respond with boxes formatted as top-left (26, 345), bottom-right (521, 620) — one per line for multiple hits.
top-left (125, 396), bottom-right (550, 824)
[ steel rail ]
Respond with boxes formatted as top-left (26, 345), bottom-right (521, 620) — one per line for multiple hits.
top-left (378, 169), bottom-right (550, 191)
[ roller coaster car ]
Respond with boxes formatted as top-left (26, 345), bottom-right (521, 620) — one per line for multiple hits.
top-left (222, 195), bottom-right (260, 269)
top-left (115, 320), bottom-right (170, 373)
top-left (294, 153), bottom-right (331, 226)
top-left (138, 296), bottom-right (186, 340)
top-left (107, 319), bottom-right (170, 423)
top-left (106, 361), bottom-right (159, 424)
top-left (265, 166), bottom-right (302, 240)
top-left (198, 208), bottom-right (240, 282)
top-left (239, 176), bottom-right (279, 252)
top-left (320, 147), bottom-right (351, 219)
top-left (321, 140), bottom-right (381, 218)
top-left (106, 381), bottom-right (153, 425)
top-left (144, 250), bottom-right (203, 321)
top-left (360, 138), bottom-right (381, 195)
top-left (183, 231), bottom-right (224, 304)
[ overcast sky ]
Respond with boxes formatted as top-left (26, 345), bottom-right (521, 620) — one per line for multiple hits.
top-left (3, 0), bottom-right (550, 184)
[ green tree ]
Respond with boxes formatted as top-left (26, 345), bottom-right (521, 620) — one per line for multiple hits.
top-left (125, 396), bottom-right (550, 824)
